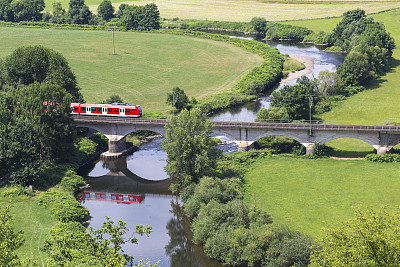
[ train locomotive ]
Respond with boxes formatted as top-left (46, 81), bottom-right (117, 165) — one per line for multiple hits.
top-left (70, 102), bottom-right (142, 117)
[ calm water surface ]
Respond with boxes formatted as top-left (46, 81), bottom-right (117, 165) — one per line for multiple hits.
top-left (80, 139), bottom-right (224, 267)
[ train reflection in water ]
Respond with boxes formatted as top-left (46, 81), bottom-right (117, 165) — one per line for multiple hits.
top-left (81, 191), bottom-right (144, 204)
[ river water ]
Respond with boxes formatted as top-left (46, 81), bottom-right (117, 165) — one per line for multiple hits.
top-left (79, 40), bottom-right (345, 266)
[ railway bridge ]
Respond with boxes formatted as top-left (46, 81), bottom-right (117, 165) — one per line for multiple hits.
top-left (73, 115), bottom-right (400, 156)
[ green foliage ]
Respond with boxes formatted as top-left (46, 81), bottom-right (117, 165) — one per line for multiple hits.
top-left (97, 0), bottom-right (113, 21)
top-left (269, 76), bottom-right (316, 120)
top-left (182, 176), bottom-right (241, 218)
top-left (0, 185), bottom-right (35, 198)
top-left (250, 17), bottom-right (266, 33)
top-left (102, 94), bottom-right (124, 104)
top-left (183, 176), bottom-right (312, 266)
top-left (255, 106), bottom-right (290, 122)
top-left (257, 136), bottom-right (302, 154)
top-left (60, 170), bottom-right (85, 193)
top-left (0, 204), bottom-right (24, 266)
top-left (4, 45), bottom-right (81, 100)
top-left (42, 218), bottom-right (156, 266)
top-left (310, 207), bottom-right (400, 266)
top-left (162, 108), bottom-right (216, 192)
top-left (328, 9), bottom-right (395, 87)
top-left (309, 142), bottom-right (334, 158)
top-left (38, 191), bottom-right (90, 222)
top-left (74, 137), bottom-right (98, 162)
top-left (365, 153), bottom-right (400, 163)
top-left (89, 131), bottom-right (108, 150)
top-left (68, 0), bottom-right (92, 24)
top-left (120, 3), bottom-right (160, 30)
top-left (166, 87), bottom-right (189, 112)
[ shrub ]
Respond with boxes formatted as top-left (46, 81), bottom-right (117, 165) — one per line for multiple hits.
top-left (365, 154), bottom-right (400, 163)
top-left (60, 170), bottom-right (86, 193)
top-left (38, 191), bottom-right (90, 222)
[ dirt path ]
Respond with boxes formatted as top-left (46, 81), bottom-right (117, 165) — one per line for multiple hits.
top-left (280, 55), bottom-right (314, 84)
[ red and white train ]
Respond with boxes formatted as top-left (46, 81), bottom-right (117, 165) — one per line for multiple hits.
top-left (70, 102), bottom-right (142, 117)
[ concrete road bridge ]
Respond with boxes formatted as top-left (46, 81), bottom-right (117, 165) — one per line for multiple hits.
top-left (73, 115), bottom-right (400, 156)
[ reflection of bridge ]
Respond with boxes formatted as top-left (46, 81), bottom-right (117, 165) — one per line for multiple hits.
top-left (84, 157), bottom-right (173, 196)
top-left (73, 115), bottom-right (400, 155)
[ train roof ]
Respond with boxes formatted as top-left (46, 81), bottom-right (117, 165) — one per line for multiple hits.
top-left (70, 102), bottom-right (140, 107)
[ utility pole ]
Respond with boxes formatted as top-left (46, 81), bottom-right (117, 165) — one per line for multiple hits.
top-left (107, 26), bottom-right (117, 55)
top-left (309, 95), bottom-right (313, 136)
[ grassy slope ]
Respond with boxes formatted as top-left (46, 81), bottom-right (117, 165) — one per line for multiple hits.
top-left (244, 157), bottom-right (400, 238)
top-left (0, 198), bottom-right (55, 264)
top-left (0, 28), bottom-right (262, 114)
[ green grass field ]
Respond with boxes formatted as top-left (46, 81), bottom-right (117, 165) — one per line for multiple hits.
top-left (244, 156), bottom-right (400, 238)
top-left (0, 28), bottom-right (263, 114)
top-left (0, 198), bottom-right (55, 264)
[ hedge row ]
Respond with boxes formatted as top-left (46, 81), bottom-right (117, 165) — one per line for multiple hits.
top-left (38, 191), bottom-right (90, 222)
top-left (365, 154), bottom-right (400, 163)
top-left (158, 30), bottom-right (284, 113)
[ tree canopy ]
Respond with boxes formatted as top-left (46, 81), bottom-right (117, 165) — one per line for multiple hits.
top-left (162, 108), bottom-right (216, 193)
top-left (166, 87), bottom-right (189, 113)
top-left (311, 207), bottom-right (400, 266)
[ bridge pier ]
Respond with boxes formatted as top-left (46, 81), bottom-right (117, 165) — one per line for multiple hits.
top-left (304, 143), bottom-right (315, 155)
top-left (236, 141), bottom-right (256, 151)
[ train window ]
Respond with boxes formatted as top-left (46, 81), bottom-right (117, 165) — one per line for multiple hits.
top-left (126, 109), bottom-right (130, 113)
top-left (74, 107), bottom-right (78, 111)
top-left (91, 107), bottom-right (96, 111)
top-left (120, 109), bottom-right (123, 112)
top-left (97, 108), bottom-right (101, 112)
top-left (87, 107), bottom-right (90, 111)
top-left (114, 108), bottom-right (119, 112)
top-left (108, 108), bottom-right (112, 112)
top-left (81, 107), bottom-right (85, 112)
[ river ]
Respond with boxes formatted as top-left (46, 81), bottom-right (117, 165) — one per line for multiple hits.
top-left (79, 40), bottom-right (344, 266)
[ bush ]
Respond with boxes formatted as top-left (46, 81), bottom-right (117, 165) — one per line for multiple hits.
top-left (60, 170), bottom-right (86, 193)
top-left (365, 154), bottom-right (400, 163)
top-left (257, 136), bottom-right (302, 154)
top-left (38, 191), bottom-right (90, 222)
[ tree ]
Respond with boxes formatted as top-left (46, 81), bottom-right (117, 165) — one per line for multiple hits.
top-left (310, 207), bottom-right (400, 266)
top-left (0, 0), bottom-right (14, 21)
top-left (250, 17), bottom-right (267, 34)
top-left (0, 204), bottom-right (24, 266)
top-left (255, 106), bottom-right (290, 122)
top-left (115, 3), bottom-right (128, 18)
top-left (120, 3), bottom-right (160, 30)
top-left (316, 70), bottom-right (343, 98)
top-left (10, 0), bottom-right (45, 22)
top-left (97, 0), bottom-right (114, 21)
top-left (42, 217), bottom-right (157, 266)
top-left (50, 2), bottom-right (69, 24)
top-left (270, 76), bottom-right (316, 120)
top-left (337, 50), bottom-right (371, 86)
top-left (166, 87), bottom-right (189, 113)
top-left (4, 45), bottom-right (82, 101)
top-left (103, 94), bottom-right (124, 104)
top-left (161, 108), bottom-right (216, 193)
top-left (68, 0), bottom-right (91, 24)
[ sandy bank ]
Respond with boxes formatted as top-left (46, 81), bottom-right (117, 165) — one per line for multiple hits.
top-left (280, 55), bottom-right (314, 84)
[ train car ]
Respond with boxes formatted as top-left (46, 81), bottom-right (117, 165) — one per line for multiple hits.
top-left (43, 100), bottom-right (62, 112)
top-left (70, 102), bottom-right (142, 117)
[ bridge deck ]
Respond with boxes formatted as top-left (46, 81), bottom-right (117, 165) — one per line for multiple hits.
top-left (72, 115), bottom-right (400, 132)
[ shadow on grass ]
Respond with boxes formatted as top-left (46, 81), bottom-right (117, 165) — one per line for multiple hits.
top-left (330, 149), bottom-right (374, 158)
top-left (366, 58), bottom-right (400, 90)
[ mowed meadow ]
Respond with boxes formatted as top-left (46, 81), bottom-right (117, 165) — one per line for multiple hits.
top-left (0, 28), bottom-right (263, 113)
top-left (244, 157), bottom-right (400, 238)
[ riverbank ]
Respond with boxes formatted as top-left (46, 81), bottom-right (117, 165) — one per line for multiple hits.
top-left (280, 55), bottom-right (314, 84)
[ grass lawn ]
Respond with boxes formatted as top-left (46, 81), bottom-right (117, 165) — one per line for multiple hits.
top-left (243, 156), bottom-right (400, 238)
top-left (0, 27), bottom-right (263, 114)
top-left (0, 197), bottom-right (55, 264)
